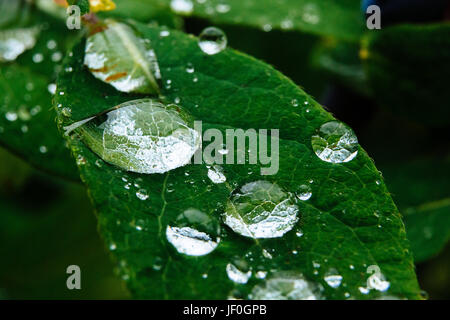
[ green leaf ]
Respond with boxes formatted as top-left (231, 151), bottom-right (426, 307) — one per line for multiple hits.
top-left (159, 0), bottom-right (364, 41)
top-left (99, 0), bottom-right (183, 28)
top-left (362, 23), bottom-right (450, 127)
top-left (404, 199), bottom-right (450, 264)
top-left (67, 0), bottom-right (90, 15)
top-left (0, 7), bottom-right (79, 179)
top-left (55, 21), bottom-right (421, 299)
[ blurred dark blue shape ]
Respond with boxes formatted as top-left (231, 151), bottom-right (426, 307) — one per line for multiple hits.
top-left (362, 0), bottom-right (450, 25)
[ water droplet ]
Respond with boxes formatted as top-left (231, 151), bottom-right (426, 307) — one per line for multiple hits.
top-left (324, 268), bottom-right (343, 288)
top-left (159, 30), bottom-right (170, 37)
top-left (262, 24), bottom-right (272, 32)
top-left (207, 165), bottom-right (226, 184)
top-left (302, 4), bottom-right (320, 24)
top-left (136, 189), bottom-right (149, 200)
top-left (84, 19), bottom-right (161, 94)
top-left (358, 286), bottom-right (370, 295)
top-left (51, 51), bottom-right (62, 62)
top-left (32, 53), bottom-right (44, 63)
top-left (256, 271), bottom-right (268, 279)
top-left (186, 63), bottom-right (195, 73)
top-left (296, 185), bottom-right (312, 201)
top-left (250, 272), bottom-right (322, 300)
top-left (366, 265), bottom-right (390, 292)
top-left (262, 249), bottom-right (273, 259)
top-left (198, 27), bottom-right (227, 55)
top-left (311, 121), bottom-right (359, 163)
top-left (281, 19), bottom-right (293, 30)
top-left (0, 26), bottom-right (40, 62)
top-left (39, 145), bottom-right (48, 154)
top-left (109, 243), bottom-right (117, 250)
top-left (170, 0), bottom-right (194, 15)
top-left (5, 112), bottom-right (17, 121)
top-left (166, 208), bottom-right (220, 256)
top-left (226, 263), bottom-right (252, 284)
top-left (296, 230), bottom-right (303, 237)
top-left (47, 83), bottom-right (57, 95)
top-left (46, 39), bottom-right (57, 50)
top-left (223, 181), bottom-right (299, 239)
top-left (72, 99), bottom-right (201, 174)
top-left (216, 4), bottom-right (230, 13)
top-left (291, 99), bottom-right (299, 107)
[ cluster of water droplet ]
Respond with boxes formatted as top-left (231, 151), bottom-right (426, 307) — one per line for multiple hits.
top-left (69, 98), bottom-right (201, 174)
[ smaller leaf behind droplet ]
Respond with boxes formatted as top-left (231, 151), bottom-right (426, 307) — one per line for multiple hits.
top-left (84, 19), bottom-right (161, 94)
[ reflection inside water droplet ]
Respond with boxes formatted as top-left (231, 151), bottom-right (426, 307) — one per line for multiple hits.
top-left (223, 181), bottom-right (299, 239)
top-left (311, 121), bottom-right (358, 163)
top-left (198, 27), bottom-right (227, 55)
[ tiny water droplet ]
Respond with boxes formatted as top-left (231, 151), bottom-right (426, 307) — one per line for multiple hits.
top-left (0, 26), bottom-right (40, 62)
top-left (250, 272), bottom-right (322, 300)
top-left (296, 184), bottom-right (312, 201)
top-left (32, 53), bottom-right (44, 63)
top-left (136, 189), bottom-right (149, 200)
top-left (256, 271), bottom-right (268, 279)
top-left (311, 121), bottom-right (359, 163)
top-left (186, 63), bottom-right (195, 73)
top-left (324, 268), bottom-right (343, 288)
top-left (226, 263), bottom-right (252, 284)
top-left (170, 0), bottom-right (194, 15)
top-left (207, 165), bottom-right (226, 184)
top-left (47, 83), bottom-right (57, 95)
top-left (198, 27), bottom-right (227, 55)
top-left (39, 145), bottom-right (48, 154)
top-left (159, 30), bottom-right (170, 37)
top-left (166, 208), bottom-right (220, 256)
top-left (5, 112), bottom-right (17, 121)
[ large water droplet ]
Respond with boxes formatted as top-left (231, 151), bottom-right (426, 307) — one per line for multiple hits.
top-left (72, 99), bottom-right (201, 174)
top-left (223, 181), bottom-right (299, 239)
top-left (0, 26), bottom-right (40, 62)
top-left (166, 208), bottom-right (220, 256)
top-left (170, 0), bottom-right (194, 15)
top-left (250, 272), bottom-right (322, 300)
top-left (198, 27), bottom-right (227, 55)
top-left (311, 121), bottom-right (358, 163)
top-left (84, 19), bottom-right (160, 94)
